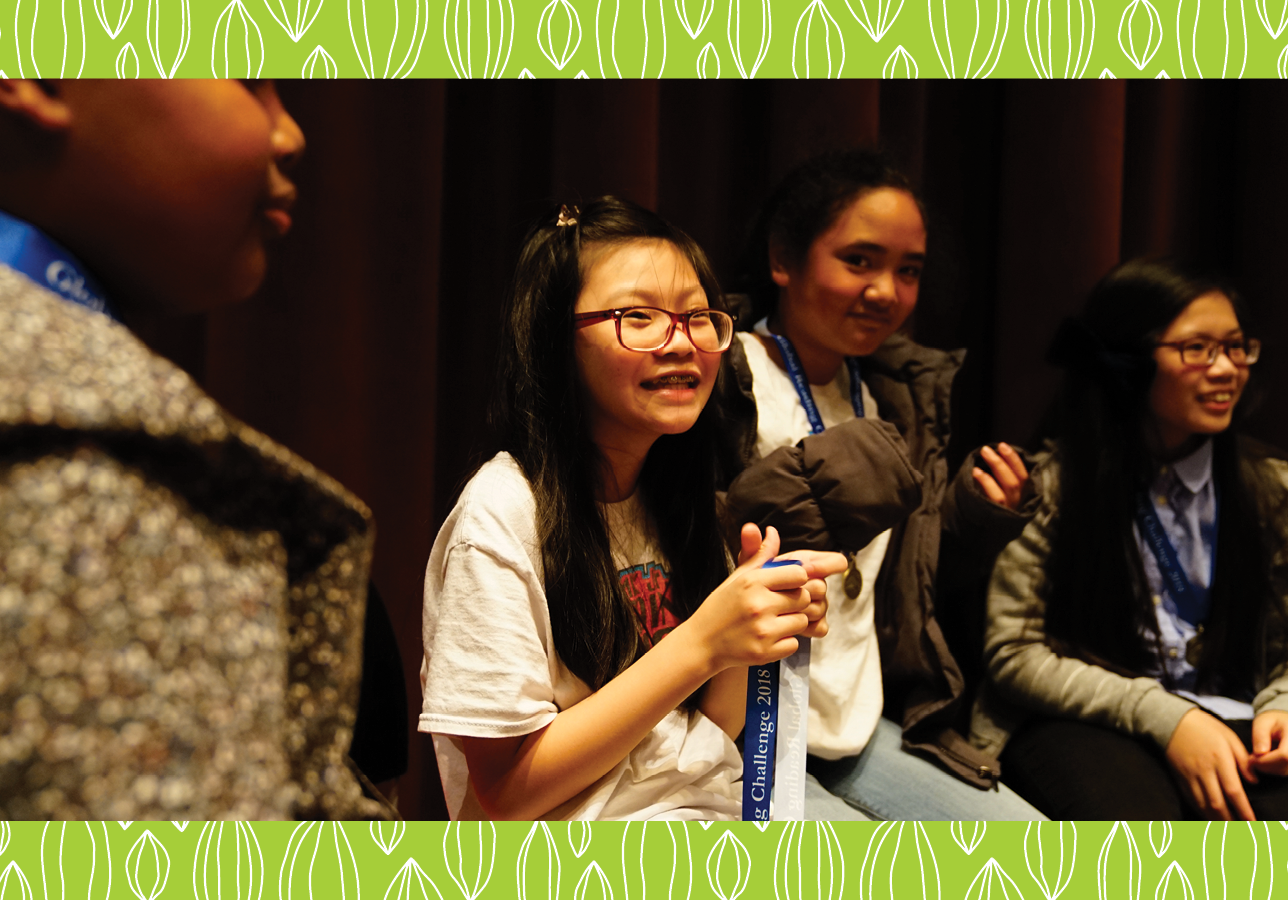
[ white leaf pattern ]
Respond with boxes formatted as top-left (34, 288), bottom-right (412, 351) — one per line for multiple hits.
top-left (114, 40), bottom-right (140, 73)
top-left (442, 0), bottom-right (513, 76)
top-left (13, 0), bottom-right (88, 76)
top-left (210, 0), bottom-right (265, 77)
top-left (791, 0), bottom-right (844, 76)
top-left (1147, 822), bottom-right (1172, 859)
top-left (193, 822), bottom-right (264, 900)
top-left (0, 861), bottom-right (33, 900)
top-left (858, 822), bottom-right (940, 900)
top-left (384, 858), bottom-right (445, 900)
top-left (124, 830), bottom-right (169, 900)
top-left (1024, 822), bottom-right (1076, 900)
top-left (1024, 0), bottom-right (1095, 77)
top-left (705, 831), bottom-right (750, 900)
top-left (40, 823), bottom-right (111, 900)
top-left (595, 0), bottom-right (667, 77)
top-left (964, 858), bottom-right (1025, 900)
top-left (350, 0), bottom-right (430, 76)
top-left (844, 0), bottom-right (902, 40)
top-left (1254, 0), bottom-right (1288, 35)
top-left (279, 823), bottom-right (360, 900)
top-left (622, 822), bottom-right (692, 900)
top-left (774, 822), bottom-right (844, 900)
top-left (1118, 0), bottom-right (1161, 69)
top-left (1175, 0), bottom-right (1247, 76)
top-left (1153, 861), bottom-right (1195, 900)
top-left (145, 0), bottom-right (190, 76)
top-left (928, 0), bottom-right (1009, 75)
top-left (444, 821), bottom-right (496, 900)
top-left (372, 821), bottom-right (407, 856)
top-left (517, 823), bottom-right (561, 900)
top-left (575, 862), bottom-right (614, 900)
top-left (951, 822), bottom-right (987, 855)
top-left (92, 0), bottom-right (131, 38)
top-left (696, 37), bottom-right (719, 72)
top-left (673, 0), bottom-right (713, 36)
top-left (727, 0), bottom-right (771, 77)
top-left (1200, 821), bottom-right (1273, 900)
top-left (1097, 822), bottom-right (1142, 900)
top-left (301, 41), bottom-right (338, 72)
top-left (537, 0), bottom-right (581, 70)
top-left (262, 0), bottom-right (323, 39)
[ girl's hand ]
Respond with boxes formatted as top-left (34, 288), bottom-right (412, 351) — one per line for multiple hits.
top-left (1165, 708), bottom-right (1258, 821)
top-left (773, 548), bottom-right (846, 639)
top-left (973, 443), bottom-right (1030, 511)
top-left (1249, 710), bottom-right (1288, 777)
top-left (677, 524), bottom-right (813, 674)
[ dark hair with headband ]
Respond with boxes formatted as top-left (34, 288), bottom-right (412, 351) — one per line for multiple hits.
top-left (490, 196), bottom-right (733, 693)
top-left (1042, 258), bottom-right (1281, 695)
top-left (736, 147), bottom-right (923, 324)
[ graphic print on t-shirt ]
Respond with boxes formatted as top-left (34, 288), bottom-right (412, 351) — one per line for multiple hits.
top-left (618, 561), bottom-right (679, 647)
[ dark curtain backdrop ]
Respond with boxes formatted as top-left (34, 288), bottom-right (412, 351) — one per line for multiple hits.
top-left (145, 81), bottom-right (1288, 820)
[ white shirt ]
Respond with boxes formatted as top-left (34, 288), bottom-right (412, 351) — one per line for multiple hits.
top-left (739, 325), bottom-right (889, 760)
top-left (419, 454), bottom-right (742, 820)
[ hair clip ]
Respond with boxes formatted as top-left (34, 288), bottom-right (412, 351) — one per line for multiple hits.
top-left (556, 205), bottom-right (579, 227)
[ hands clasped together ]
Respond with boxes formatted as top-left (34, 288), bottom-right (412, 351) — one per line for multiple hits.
top-left (1166, 708), bottom-right (1288, 820)
top-left (677, 524), bottom-right (844, 676)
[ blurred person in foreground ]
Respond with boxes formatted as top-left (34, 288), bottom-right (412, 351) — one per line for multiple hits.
top-left (0, 80), bottom-right (383, 819)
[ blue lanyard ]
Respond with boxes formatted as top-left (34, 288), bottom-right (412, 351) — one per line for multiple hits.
top-left (0, 209), bottom-right (117, 321)
top-left (742, 558), bottom-right (807, 822)
top-left (1134, 490), bottom-right (1218, 626)
top-left (767, 333), bottom-right (864, 433)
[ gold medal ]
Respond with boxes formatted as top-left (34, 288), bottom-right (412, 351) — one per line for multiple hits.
top-left (1185, 625), bottom-right (1204, 666)
top-left (844, 556), bottom-right (863, 599)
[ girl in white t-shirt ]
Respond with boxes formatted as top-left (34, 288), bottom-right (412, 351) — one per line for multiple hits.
top-left (420, 197), bottom-right (845, 820)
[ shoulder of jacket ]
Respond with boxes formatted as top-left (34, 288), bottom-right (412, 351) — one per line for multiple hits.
top-left (0, 266), bottom-right (372, 525)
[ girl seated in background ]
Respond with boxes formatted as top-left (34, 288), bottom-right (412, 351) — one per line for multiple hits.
top-left (972, 258), bottom-right (1288, 820)
top-left (419, 197), bottom-right (843, 820)
top-left (722, 149), bottom-right (1043, 820)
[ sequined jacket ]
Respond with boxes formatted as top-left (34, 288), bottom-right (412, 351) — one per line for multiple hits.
top-left (719, 332), bottom-right (1039, 789)
top-left (0, 265), bottom-right (382, 819)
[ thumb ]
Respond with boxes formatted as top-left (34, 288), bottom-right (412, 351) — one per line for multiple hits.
top-left (737, 523), bottom-right (763, 566)
top-left (1252, 717), bottom-right (1272, 756)
top-left (739, 525), bottom-right (781, 569)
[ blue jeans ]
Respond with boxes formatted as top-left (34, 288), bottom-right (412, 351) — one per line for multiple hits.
top-left (805, 717), bottom-right (1047, 821)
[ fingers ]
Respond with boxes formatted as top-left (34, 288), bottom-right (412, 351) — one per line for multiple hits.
top-left (1249, 746), bottom-right (1288, 777)
top-left (980, 443), bottom-right (1028, 510)
top-left (973, 469), bottom-right (1008, 506)
top-left (776, 549), bottom-right (848, 579)
top-left (1252, 714), bottom-right (1274, 756)
top-left (996, 442), bottom-right (1029, 480)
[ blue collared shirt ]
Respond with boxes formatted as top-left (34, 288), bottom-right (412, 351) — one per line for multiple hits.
top-left (1133, 439), bottom-right (1254, 719)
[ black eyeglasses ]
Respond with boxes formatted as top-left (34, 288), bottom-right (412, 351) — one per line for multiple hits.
top-left (1155, 337), bottom-right (1261, 368)
top-left (572, 306), bottom-right (735, 353)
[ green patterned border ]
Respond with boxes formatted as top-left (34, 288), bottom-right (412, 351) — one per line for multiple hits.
top-left (0, 819), bottom-right (1280, 899)
top-left (3, 0), bottom-right (1288, 78)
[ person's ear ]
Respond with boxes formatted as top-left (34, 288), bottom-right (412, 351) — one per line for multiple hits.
top-left (768, 239), bottom-right (793, 289)
top-left (0, 80), bottom-right (72, 131)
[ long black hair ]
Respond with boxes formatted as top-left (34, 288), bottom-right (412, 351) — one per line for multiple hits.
top-left (1042, 258), bottom-right (1282, 695)
top-left (491, 196), bottom-right (733, 693)
top-left (736, 147), bottom-right (922, 324)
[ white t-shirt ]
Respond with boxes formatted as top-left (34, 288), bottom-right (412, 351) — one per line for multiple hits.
top-left (419, 453), bottom-right (742, 820)
top-left (739, 326), bottom-right (889, 760)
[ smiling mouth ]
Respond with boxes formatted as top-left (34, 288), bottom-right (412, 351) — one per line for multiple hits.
top-left (642, 373), bottom-right (699, 390)
top-left (1200, 391), bottom-right (1234, 403)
